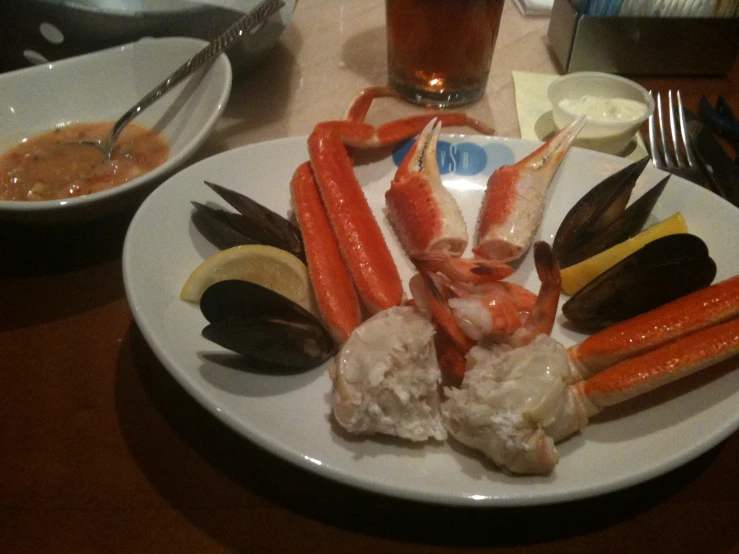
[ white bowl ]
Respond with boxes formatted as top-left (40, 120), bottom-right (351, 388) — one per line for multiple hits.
top-left (0, 36), bottom-right (232, 222)
top-left (548, 72), bottom-right (654, 155)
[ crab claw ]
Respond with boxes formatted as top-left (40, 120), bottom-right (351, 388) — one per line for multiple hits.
top-left (385, 118), bottom-right (469, 258)
top-left (474, 116), bottom-right (587, 262)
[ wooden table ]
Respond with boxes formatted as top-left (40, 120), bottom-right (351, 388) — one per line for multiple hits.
top-left (2, 1), bottom-right (738, 552)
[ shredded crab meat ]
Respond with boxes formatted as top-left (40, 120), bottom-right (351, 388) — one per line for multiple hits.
top-left (331, 306), bottom-right (446, 442)
top-left (442, 335), bottom-right (581, 474)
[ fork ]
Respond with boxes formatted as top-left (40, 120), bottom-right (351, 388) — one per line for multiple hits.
top-left (71, 0), bottom-right (284, 160)
top-left (646, 90), bottom-right (706, 186)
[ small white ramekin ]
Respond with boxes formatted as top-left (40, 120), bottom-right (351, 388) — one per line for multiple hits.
top-left (548, 72), bottom-right (655, 155)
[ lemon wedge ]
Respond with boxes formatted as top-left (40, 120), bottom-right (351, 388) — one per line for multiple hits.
top-left (180, 244), bottom-right (318, 315)
top-left (560, 212), bottom-right (688, 296)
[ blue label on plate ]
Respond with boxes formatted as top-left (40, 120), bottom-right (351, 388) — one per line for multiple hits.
top-left (482, 143), bottom-right (516, 173)
top-left (392, 139), bottom-right (514, 176)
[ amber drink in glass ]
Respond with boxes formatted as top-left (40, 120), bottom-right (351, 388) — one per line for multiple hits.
top-left (386, 0), bottom-right (504, 108)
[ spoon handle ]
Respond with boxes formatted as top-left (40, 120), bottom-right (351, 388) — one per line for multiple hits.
top-left (107, 0), bottom-right (285, 147)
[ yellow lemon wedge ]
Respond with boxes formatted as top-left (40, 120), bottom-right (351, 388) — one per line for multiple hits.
top-left (560, 212), bottom-right (688, 296)
top-left (180, 244), bottom-right (318, 315)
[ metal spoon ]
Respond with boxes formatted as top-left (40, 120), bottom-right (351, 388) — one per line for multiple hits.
top-left (76, 0), bottom-right (284, 160)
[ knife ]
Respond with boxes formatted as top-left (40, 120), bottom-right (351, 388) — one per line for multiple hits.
top-left (684, 108), bottom-right (739, 208)
top-left (699, 96), bottom-right (739, 163)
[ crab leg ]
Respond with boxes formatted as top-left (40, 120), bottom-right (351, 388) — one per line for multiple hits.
top-left (474, 116), bottom-right (587, 262)
top-left (342, 86), bottom-right (404, 122)
top-left (574, 317), bottom-right (739, 414)
top-left (290, 163), bottom-right (362, 343)
top-left (313, 116), bottom-right (493, 151)
top-left (340, 86), bottom-right (495, 138)
top-left (569, 274), bottom-right (739, 377)
top-left (308, 126), bottom-right (404, 314)
top-left (386, 120), bottom-right (469, 257)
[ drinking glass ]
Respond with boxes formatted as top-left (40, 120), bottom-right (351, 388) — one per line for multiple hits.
top-left (385, 0), bottom-right (505, 108)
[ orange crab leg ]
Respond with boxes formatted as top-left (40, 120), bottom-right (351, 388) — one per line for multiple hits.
top-left (290, 163), bottom-right (362, 343)
top-left (308, 126), bottom-right (404, 314)
top-left (569, 274), bottom-right (739, 377)
top-left (313, 116), bottom-right (493, 151)
top-left (474, 116), bottom-right (586, 262)
top-left (574, 316), bottom-right (739, 413)
top-left (342, 87), bottom-right (404, 122)
top-left (340, 86), bottom-right (495, 137)
top-left (386, 120), bottom-right (469, 257)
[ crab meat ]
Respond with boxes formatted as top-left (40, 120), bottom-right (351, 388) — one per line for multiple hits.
top-left (331, 306), bottom-right (447, 442)
top-left (442, 335), bottom-right (576, 475)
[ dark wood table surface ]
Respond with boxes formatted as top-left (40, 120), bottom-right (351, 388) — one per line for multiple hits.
top-left (2, 55), bottom-right (738, 553)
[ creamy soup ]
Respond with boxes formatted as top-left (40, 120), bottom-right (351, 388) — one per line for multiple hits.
top-left (0, 121), bottom-right (169, 201)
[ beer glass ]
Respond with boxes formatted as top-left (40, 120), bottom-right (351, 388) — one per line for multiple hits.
top-left (385, 0), bottom-right (505, 108)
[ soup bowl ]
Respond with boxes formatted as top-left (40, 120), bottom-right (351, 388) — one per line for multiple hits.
top-left (0, 36), bottom-right (232, 222)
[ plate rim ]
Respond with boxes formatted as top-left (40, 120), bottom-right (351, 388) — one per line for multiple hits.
top-left (122, 134), bottom-right (739, 507)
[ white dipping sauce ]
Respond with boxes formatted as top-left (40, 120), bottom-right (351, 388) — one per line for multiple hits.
top-left (559, 95), bottom-right (647, 122)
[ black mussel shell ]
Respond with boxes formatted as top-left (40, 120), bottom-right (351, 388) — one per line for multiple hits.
top-left (200, 280), bottom-right (334, 370)
top-left (192, 201), bottom-right (263, 251)
top-left (192, 181), bottom-right (305, 262)
top-left (558, 175), bottom-right (669, 268)
top-left (202, 316), bottom-right (334, 370)
top-left (554, 157), bottom-right (650, 267)
top-left (206, 181), bottom-right (304, 259)
top-left (562, 234), bottom-right (716, 328)
top-left (200, 280), bottom-right (317, 324)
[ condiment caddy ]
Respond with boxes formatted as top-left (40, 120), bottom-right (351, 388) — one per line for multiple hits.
top-left (548, 0), bottom-right (739, 75)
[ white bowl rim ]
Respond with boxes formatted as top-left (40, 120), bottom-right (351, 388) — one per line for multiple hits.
top-left (547, 71), bottom-right (656, 130)
top-left (0, 36), bottom-right (232, 215)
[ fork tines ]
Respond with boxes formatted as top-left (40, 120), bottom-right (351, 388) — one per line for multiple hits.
top-left (646, 90), bottom-right (704, 185)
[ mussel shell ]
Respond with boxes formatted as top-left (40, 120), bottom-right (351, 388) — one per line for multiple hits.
top-left (558, 175), bottom-right (669, 268)
top-left (199, 280), bottom-right (334, 370)
top-left (202, 316), bottom-right (334, 369)
top-left (200, 280), bottom-right (317, 325)
top-left (562, 234), bottom-right (716, 328)
top-left (554, 157), bottom-right (650, 266)
top-left (204, 181), bottom-right (305, 262)
top-left (191, 201), bottom-right (264, 251)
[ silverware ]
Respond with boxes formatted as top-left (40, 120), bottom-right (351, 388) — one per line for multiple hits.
top-left (699, 95), bottom-right (739, 163)
top-left (684, 107), bottom-right (739, 207)
top-left (74, 0), bottom-right (284, 160)
top-left (645, 90), bottom-right (706, 187)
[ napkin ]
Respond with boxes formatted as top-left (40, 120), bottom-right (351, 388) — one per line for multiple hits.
top-left (512, 71), bottom-right (649, 161)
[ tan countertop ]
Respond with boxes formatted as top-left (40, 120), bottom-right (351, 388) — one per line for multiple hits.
top-left (200, 0), bottom-right (553, 159)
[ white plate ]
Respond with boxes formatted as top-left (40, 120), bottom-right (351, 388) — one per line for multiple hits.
top-left (0, 36), bottom-right (231, 222)
top-left (122, 135), bottom-right (739, 506)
